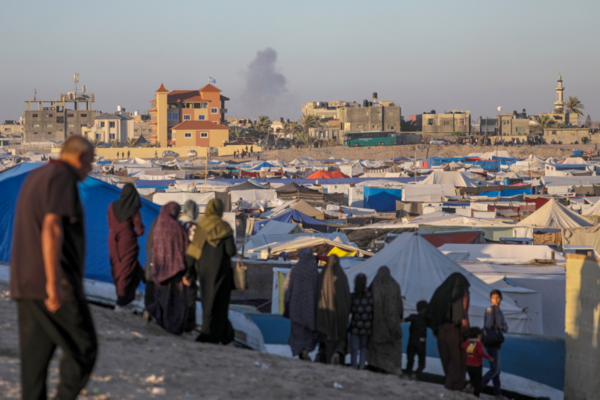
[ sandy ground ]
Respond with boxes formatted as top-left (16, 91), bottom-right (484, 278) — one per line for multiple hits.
top-left (251, 143), bottom-right (596, 164)
top-left (0, 286), bottom-right (485, 400)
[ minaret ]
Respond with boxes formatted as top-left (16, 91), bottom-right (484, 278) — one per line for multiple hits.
top-left (554, 74), bottom-right (565, 110)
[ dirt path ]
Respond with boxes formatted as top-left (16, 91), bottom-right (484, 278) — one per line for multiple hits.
top-left (0, 286), bottom-right (483, 400)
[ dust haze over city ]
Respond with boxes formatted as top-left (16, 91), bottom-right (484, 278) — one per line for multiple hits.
top-left (1, 0), bottom-right (599, 122)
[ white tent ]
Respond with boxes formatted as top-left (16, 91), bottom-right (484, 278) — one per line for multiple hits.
top-left (583, 198), bottom-right (600, 216)
top-left (402, 183), bottom-right (456, 201)
top-left (255, 220), bottom-right (302, 235)
top-left (480, 150), bottom-right (515, 160)
top-left (152, 191), bottom-right (215, 207)
top-left (516, 199), bottom-right (594, 228)
top-left (418, 171), bottom-right (479, 187)
top-left (345, 232), bottom-right (531, 333)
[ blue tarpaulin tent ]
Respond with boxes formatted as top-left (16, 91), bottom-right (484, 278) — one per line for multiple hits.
top-left (250, 162), bottom-right (276, 170)
top-left (0, 163), bottom-right (160, 284)
top-left (253, 209), bottom-right (327, 234)
top-left (363, 187), bottom-right (403, 211)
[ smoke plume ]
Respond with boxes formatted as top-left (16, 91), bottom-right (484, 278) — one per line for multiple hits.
top-left (240, 48), bottom-right (294, 119)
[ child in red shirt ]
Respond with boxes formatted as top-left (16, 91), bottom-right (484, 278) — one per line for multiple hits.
top-left (462, 327), bottom-right (494, 398)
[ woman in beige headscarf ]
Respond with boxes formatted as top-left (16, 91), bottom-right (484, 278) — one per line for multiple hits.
top-left (186, 198), bottom-right (236, 344)
top-left (316, 254), bottom-right (351, 364)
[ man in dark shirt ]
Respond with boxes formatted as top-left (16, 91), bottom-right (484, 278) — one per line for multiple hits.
top-left (11, 135), bottom-right (97, 400)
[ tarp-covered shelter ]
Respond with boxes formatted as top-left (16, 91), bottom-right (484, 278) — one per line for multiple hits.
top-left (275, 182), bottom-right (323, 203)
top-left (583, 198), bottom-right (600, 215)
top-left (252, 209), bottom-right (328, 234)
top-left (363, 187), bottom-right (403, 211)
top-left (289, 199), bottom-right (326, 219)
top-left (345, 232), bottom-right (531, 333)
top-left (517, 199), bottom-right (594, 228)
top-left (418, 171), bottom-right (479, 187)
top-left (0, 163), bottom-right (160, 284)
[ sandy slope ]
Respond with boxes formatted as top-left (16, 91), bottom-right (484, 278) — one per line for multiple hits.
top-left (0, 285), bottom-right (481, 400)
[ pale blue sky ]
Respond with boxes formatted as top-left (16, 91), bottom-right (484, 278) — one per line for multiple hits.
top-left (1, 0), bottom-right (598, 122)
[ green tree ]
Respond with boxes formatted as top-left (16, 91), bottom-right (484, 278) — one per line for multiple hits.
top-left (230, 126), bottom-right (245, 139)
top-left (534, 115), bottom-right (555, 135)
top-left (566, 96), bottom-right (585, 119)
top-left (300, 114), bottom-right (323, 132)
top-left (110, 140), bottom-right (119, 148)
top-left (127, 137), bottom-right (138, 147)
top-left (585, 114), bottom-right (592, 127)
top-left (92, 138), bottom-right (102, 147)
top-left (294, 130), bottom-right (316, 147)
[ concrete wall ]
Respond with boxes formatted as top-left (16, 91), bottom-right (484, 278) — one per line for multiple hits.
top-left (23, 107), bottom-right (97, 143)
top-left (52, 144), bottom-right (262, 159)
top-left (339, 105), bottom-right (401, 133)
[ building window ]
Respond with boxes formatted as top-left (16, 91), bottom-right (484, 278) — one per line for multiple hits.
top-left (109, 134), bottom-right (115, 139)
top-left (184, 132), bottom-right (192, 138)
top-left (443, 121), bottom-right (450, 125)
top-left (167, 112), bottom-right (178, 120)
top-left (68, 124), bottom-right (74, 128)
top-left (459, 118), bottom-right (465, 125)
top-left (198, 115), bottom-right (205, 121)
top-left (32, 114), bottom-right (38, 118)
top-left (210, 108), bottom-right (218, 114)
top-left (183, 115), bottom-right (191, 120)
top-left (428, 119), bottom-right (434, 125)
top-left (46, 114), bottom-right (53, 118)
top-left (34, 132), bottom-right (38, 135)
top-left (46, 124), bottom-right (53, 128)
top-left (100, 122), bottom-right (105, 128)
top-left (200, 103), bottom-right (207, 109)
top-left (33, 124), bottom-right (40, 128)
top-left (81, 113), bottom-right (87, 117)
top-left (67, 113), bottom-right (74, 117)
top-left (47, 132), bottom-right (52, 135)
top-left (193, 103), bottom-right (201, 109)
top-left (516, 127), bottom-right (524, 132)
top-left (109, 122), bottom-right (116, 128)
top-left (200, 132), bottom-right (208, 138)
top-left (503, 120), bottom-right (510, 125)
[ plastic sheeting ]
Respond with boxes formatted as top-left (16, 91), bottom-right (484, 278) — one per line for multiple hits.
top-left (363, 187), bottom-right (403, 211)
top-left (418, 171), bottom-right (479, 187)
top-left (231, 189), bottom-right (276, 204)
top-left (346, 232), bottom-right (530, 333)
top-left (0, 163), bottom-right (160, 285)
top-left (253, 209), bottom-right (327, 234)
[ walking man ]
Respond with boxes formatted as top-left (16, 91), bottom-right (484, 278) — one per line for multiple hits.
top-left (11, 135), bottom-right (98, 400)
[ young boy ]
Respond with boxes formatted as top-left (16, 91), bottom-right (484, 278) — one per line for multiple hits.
top-left (462, 327), bottom-right (494, 398)
top-left (404, 300), bottom-right (428, 379)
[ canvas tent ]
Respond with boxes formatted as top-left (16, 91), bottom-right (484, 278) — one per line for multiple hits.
top-left (582, 198), bottom-right (600, 215)
top-left (418, 171), bottom-right (479, 187)
top-left (517, 199), bottom-right (594, 228)
top-left (289, 199), bottom-right (326, 219)
top-left (402, 183), bottom-right (456, 202)
top-left (345, 232), bottom-right (531, 333)
top-left (275, 182), bottom-right (323, 203)
top-left (0, 163), bottom-right (160, 285)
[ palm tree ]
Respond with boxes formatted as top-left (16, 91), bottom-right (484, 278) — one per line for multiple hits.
top-left (110, 140), bottom-right (119, 148)
top-left (534, 115), bottom-right (555, 135)
top-left (566, 96), bottom-right (585, 117)
top-left (92, 138), bottom-right (102, 147)
top-left (294, 130), bottom-right (316, 147)
top-left (282, 122), bottom-right (295, 138)
top-left (230, 126), bottom-right (244, 139)
top-left (300, 114), bottom-right (323, 133)
top-left (127, 137), bottom-right (138, 147)
top-left (256, 115), bottom-right (272, 140)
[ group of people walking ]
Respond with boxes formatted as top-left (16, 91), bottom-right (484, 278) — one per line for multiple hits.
top-left (284, 257), bottom-right (508, 399)
top-left (107, 186), bottom-right (236, 344)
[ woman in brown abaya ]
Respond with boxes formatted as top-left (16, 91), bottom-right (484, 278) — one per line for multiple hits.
top-left (426, 272), bottom-right (471, 391)
top-left (107, 183), bottom-right (145, 312)
top-left (367, 266), bottom-right (404, 375)
top-left (316, 254), bottom-right (351, 364)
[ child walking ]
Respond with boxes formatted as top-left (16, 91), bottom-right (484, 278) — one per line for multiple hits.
top-left (462, 327), bottom-right (494, 398)
top-left (349, 273), bottom-right (373, 369)
top-left (404, 300), bottom-right (428, 379)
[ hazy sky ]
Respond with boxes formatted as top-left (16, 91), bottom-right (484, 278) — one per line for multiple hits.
top-left (1, 0), bottom-right (598, 123)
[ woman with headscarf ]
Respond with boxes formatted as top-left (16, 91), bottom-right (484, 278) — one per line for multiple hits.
top-left (178, 200), bottom-right (199, 333)
top-left (283, 248), bottom-right (319, 360)
top-left (186, 198), bottom-right (236, 344)
top-left (316, 254), bottom-right (351, 364)
top-left (107, 183), bottom-right (145, 312)
top-left (367, 266), bottom-right (403, 375)
top-left (425, 272), bottom-right (471, 391)
top-left (145, 202), bottom-right (191, 335)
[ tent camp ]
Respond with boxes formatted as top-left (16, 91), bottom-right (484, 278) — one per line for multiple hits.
top-left (252, 209), bottom-right (328, 234)
top-left (345, 232), bottom-right (531, 333)
top-left (582, 198), bottom-right (600, 216)
top-left (517, 199), bottom-right (594, 228)
top-left (0, 163), bottom-right (160, 284)
top-left (289, 199), bottom-right (326, 219)
top-left (418, 171), bottom-right (479, 187)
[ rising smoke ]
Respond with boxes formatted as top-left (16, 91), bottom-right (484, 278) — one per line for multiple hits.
top-left (240, 48), bottom-right (295, 119)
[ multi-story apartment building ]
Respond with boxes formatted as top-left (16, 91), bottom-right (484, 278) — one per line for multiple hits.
top-left (416, 110), bottom-right (471, 135)
top-left (22, 91), bottom-right (96, 143)
top-left (149, 83), bottom-right (229, 146)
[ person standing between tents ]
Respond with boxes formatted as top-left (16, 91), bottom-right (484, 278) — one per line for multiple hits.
top-left (11, 135), bottom-right (97, 399)
top-left (179, 200), bottom-right (199, 332)
top-left (186, 198), bottom-right (236, 343)
top-left (426, 272), bottom-right (471, 391)
top-left (316, 254), bottom-right (351, 364)
top-left (481, 289), bottom-right (509, 398)
top-left (349, 273), bottom-right (373, 370)
top-left (367, 266), bottom-right (403, 375)
top-left (107, 183), bottom-right (145, 313)
top-left (283, 248), bottom-right (319, 360)
top-left (145, 202), bottom-right (191, 335)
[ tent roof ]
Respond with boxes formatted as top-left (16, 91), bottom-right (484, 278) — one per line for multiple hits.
top-left (230, 179), bottom-right (267, 190)
top-left (345, 232), bottom-right (529, 330)
top-left (418, 171), bottom-right (478, 187)
top-left (583, 198), bottom-right (600, 215)
top-left (276, 182), bottom-right (312, 193)
top-left (306, 170), bottom-right (333, 179)
top-left (290, 199), bottom-right (324, 218)
top-left (517, 199), bottom-right (594, 228)
top-left (256, 220), bottom-right (302, 235)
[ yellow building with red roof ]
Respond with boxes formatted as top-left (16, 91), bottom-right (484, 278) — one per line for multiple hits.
top-left (149, 83), bottom-right (229, 147)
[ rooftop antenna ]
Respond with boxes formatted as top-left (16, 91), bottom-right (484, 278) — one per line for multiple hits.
top-left (73, 73), bottom-right (79, 96)
top-left (33, 88), bottom-right (37, 101)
